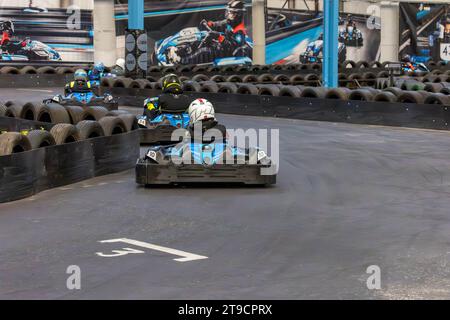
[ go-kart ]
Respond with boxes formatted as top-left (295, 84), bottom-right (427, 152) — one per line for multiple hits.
top-left (300, 34), bottom-right (346, 64)
top-left (0, 38), bottom-right (61, 61)
top-left (136, 134), bottom-right (277, 186)
top-left (137, 112), bottom-right (190, 144)
top-left (401, 62), bottom-right (429, 73)
top-left (152, 22), bottom-right (253, 66)
top-left (43, 92), bottom-right (117, 110)
top-left (339, 25), bottom-right (363, 47)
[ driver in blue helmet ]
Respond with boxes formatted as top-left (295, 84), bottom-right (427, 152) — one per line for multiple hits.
top-left (88, 62), bottom-right (105, 82)
top-left (65, 69), bottom-right (98, 96)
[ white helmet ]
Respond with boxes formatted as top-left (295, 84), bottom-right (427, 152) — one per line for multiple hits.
top-left (116, 58), bottom-right (125, 70)
top-left (188, 98), bottom-right (215, 124)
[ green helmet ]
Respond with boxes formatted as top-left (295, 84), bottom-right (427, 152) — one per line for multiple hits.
top-left (162, 74), bottom-right (182, 94)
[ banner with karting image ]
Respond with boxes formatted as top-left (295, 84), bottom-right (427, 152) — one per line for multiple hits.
top-left (0, 0), bottom-right (94, 62)
top-left (399, 2), bottom-right (450, 63)
top-left (115, 0), bottom-right (253, 66)
top-left (267, 8), bottom-right (381, 65)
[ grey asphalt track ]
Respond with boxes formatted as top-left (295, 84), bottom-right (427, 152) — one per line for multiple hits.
top-left (1, 88), bottom-right (450, 299)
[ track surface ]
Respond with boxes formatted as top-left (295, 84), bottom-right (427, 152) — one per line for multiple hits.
top-left (2, 88), bottom-right (450, 299)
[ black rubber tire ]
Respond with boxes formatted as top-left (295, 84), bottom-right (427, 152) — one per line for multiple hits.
top-left (5, 103), bottom-right (24, 118)
top-left (210, 75), bottom-right (226, 83)
top-left (192, 66), bottom-right (208, 73)
top-left (424, 83), bottom-right (445, 93)
top-left (300, 87), bottom-right (327, 98)
top-left (0, 132), bottom-right (32, 156)
top-left (237, 83), bottom-right (259, 95)
top-left (36, 66), bottom-right (57, 74)
top-left (348, 89), bottom-right (375, 101)
top-left (128, 80), bottom-right (143, 89)
top-left (226, 74), bottom-right (243, 83)
top-left (76, 120), bottom-right (105, 140)
top-left (50, 124), bottom-right (81, 145)
top-left (423, 93), bottom-right (450, 105)
top-left (27, 130), bottom-right (56, 149)
top-left (242, 74), bottom-right (258, 83)
top-left (369, 61), bottom-right (382, 68)
top-left (19, 66), bottom-right (38, 75)
top-left (396, 91), bottom-right (427, 104)
top-left (0, 66), bottom-right (19, 74)
top-left (310, 63), bottom-right (322, 71)
top-left (83, 106), bottom-right (109, 121)
top-left (257, 73), bottom-right (274, 83)
top-left (177, 65), bottom-right (194, 73)
top-left (192, 74), bottom-right (210, 82)
top-left (289, 74), bottom-right (304, 85)
top-left (338, 73), bottom-right (348, 87)
top-left (106, 110), bottom-right (131, 116)
top-left (200, 81), bottom-right (219, 93)
top-left (113, 78), bottom-right (132, 88)
top-left (373, 91), bottom-right (397, 102)
top-left (377, 71), bottom-right (389, 78)
top-left (273, 74), bottom-right (290, 84)
top-left (64, 105), bottom-right (87, 124)
top-left (278, 86), bottom-right (302, 98)
top-left (304, 74), bottom-right (321, 86)
top-left (355, 61), bottom-right (370, 69)
top-left (21, 102), bottom-right (38, 120)
top-left (100, 77), bottom-right (115, 88)
top-left (98, 116), bottom-right (127, 136)
top-left (0, 103), bottom-right (6, 117)
top-left (257, 84), bottom-right (280, 96)
top-left (342, 60), bottom-right (356, 69)
top-left (148, 66), bottom-right (161, 73)
top-left (36, 103), bottom-right (71, 124)
top-left (325, 88), bottom-right (351, 100)
top-left (217, 82), bottom-right (238, 94)
top-left (55, 67), bottom-right (74, 75)
top-left (383, 87), bottom-right (404, 97)
top-left (182, 80), bottom-right (201, 92)
top-left (118, 114), bottom-right (139, 132)
top-left (361, 72), bottom-right (377, 86)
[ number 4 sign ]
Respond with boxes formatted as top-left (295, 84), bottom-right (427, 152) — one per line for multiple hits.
top-left (440, 43), bottom-right (450, 61)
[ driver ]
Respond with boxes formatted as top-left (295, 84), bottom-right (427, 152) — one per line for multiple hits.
top-left (188, 98), bottom-right (227, 142)
top-left (346, 14), bottom-right (356, 29)
top-left (64, 69), bottom-right (98, 96)
top-left (0, 20), bottom-right (26, 53)
top-left (88, 62), bottom-right (105, 82)
top-left (143, 73), bottom-right (190, 120)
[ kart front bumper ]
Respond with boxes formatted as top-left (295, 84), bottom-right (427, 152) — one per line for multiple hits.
top-left (136, 159), bottom-right (277, 186)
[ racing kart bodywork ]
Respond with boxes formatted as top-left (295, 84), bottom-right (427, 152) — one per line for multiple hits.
top-left (0, 39), bottom-right (61, 61)
top-left (43, 92), bottom-right (118, 110)
top-left (153, 26), bottom-right (253, 66)
top-left (137, 112), bottom-right (190, 144)
top-left (338, 25), bottom-right (363, 47)
top-left (401, 62), bottom-right (429, 73)
top-left (136, 140), bottom-right (277, 186)
top-left (299, 35), bottom-right (346, 64)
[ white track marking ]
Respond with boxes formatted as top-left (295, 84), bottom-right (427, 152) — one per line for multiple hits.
top-left (17, 89), bottom-right (54, 93)
top-left (97, 238), bottom-right (208, 262)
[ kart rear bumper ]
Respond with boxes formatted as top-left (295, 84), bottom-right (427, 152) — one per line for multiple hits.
top-left (136, 159), bottom-right (277, 186)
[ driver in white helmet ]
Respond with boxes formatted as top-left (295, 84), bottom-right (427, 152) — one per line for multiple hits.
top-left (111, 58), bottom-right (125, 77)
top-left (187, 98), bottom-right (227, 142)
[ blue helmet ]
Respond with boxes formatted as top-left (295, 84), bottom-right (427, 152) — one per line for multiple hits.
top-left (93, 62), bottom-right (105, 74)
top-left (74, 69), bottom-right (88, 81)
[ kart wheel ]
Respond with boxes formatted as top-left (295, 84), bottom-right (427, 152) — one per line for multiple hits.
top-left (27, 130), bottom-right (56, 149)
top-left (0, 66), bottom-right (19, 74)
top-left (98, 116), bottom-right (128, 136)
top-left (64, 105), bottom-right (87, 124)
top-left (83, 106), bottom-right (109, 121)
top-left (76, 120), bottom-right (105, 140)
top-left (19, 66), bottom-right (37, 75)
top-left (0, 132), bottom-right (32, 156)
top-left (217, 82), bottom-right (238, 94)
top-left (50, 124), bottom-right (80, 144)
top-left (36, 103), bottom-right (71, 124)
top-left (36, 66), bottom-right (57, 74)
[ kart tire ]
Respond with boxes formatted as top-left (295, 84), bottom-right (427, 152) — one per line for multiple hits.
top-left (325, 88), bottom-right (351, 100)
top-left (76, 120), bottom-right (105, 140)
top-left (64, 105), bottom-right (87, 124)
top-left (27, 130), bottom-right (56, 149)
top-left (118, 114), bottom-right (139, 132)
top-left (4, 103), bottom-right (24, 118)
top-left (19, 66), bottom-right (37, 75)
top-left (217, 82), bottom-right (238, 94)
top-left (36, 66), bottom-right (57, 74)
top-left (21, 102), bottom-right (39, 120)
top-left (348, 89), bottom-right (375, 101)
top-left (83, 106), bottom-right (109, 121)
top-left (396, 91), bottom-right (427, 104)
top-left (0, 103), bottom-right (6, 117)
top-left (226, 74), bottom-right (243, 83)
top-left (257, 84), bottom-right (280, 96)
top-left (278, 86), bottom-right (302, 98)
top-left (423, 93), bottom-right (450, 105)
top-left (55, 67), bottom-right (74, 75)
top-left (98, 116), bottom-right (127, 136)
top-left (210, 75), bottom-right (226, 83)
top-left (289, 74), bottom-right (304, 85)
top-left (237, 84), bottom-right (258, 95)
top-left (273, 74), bottom-right (290, 84)
top-left (200, 81), bottom-right (219, 93)
top-left (0, 66), bottom-right (19, 74)
top-left (192, 74), bottom-right (210, 82)
top-left (300, 87), bottom-right (327, 98)
top-left (373, 91), bottom-right (397, 102)
top-left (50, 124), bottom-right (81, 144)
top-left (0, 132), bottom-right (32, 156)
top-left (257, 73), bottom-right (274, 83)
top-left (182, 80), bottom-right (201, 92)
top-left (36, 103), bottom-right (71, 124)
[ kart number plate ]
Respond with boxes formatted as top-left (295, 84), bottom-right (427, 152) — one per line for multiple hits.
top-left (440, 43), bottom-right (450, 61)
top-left (138, 118), bottom-right (147, 126)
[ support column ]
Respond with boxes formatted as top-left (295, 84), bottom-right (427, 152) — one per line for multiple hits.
top-left (323, 0), bottom-right (339, 88)
top-left (128, 0), bottom-right (144, 30)
top-left (380, 1), bottom-right (399, 62)
top-left (252, 0), bottom-right (266, 65)
top-left (93, 0), bottom-right (117, 66)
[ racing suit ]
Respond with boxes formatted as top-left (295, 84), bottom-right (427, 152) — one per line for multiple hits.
top-left (143, 93), bottom-right (191, 120)
top-left (64, 80), bottom-right (99, 96)
top-left (189, 118), bottom-right (227, 143)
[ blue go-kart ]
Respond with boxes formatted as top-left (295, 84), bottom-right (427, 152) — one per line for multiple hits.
top-left (43, 91), bottom-right (117, 110)
top-left (137, 112), bottom-right (190, 145)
